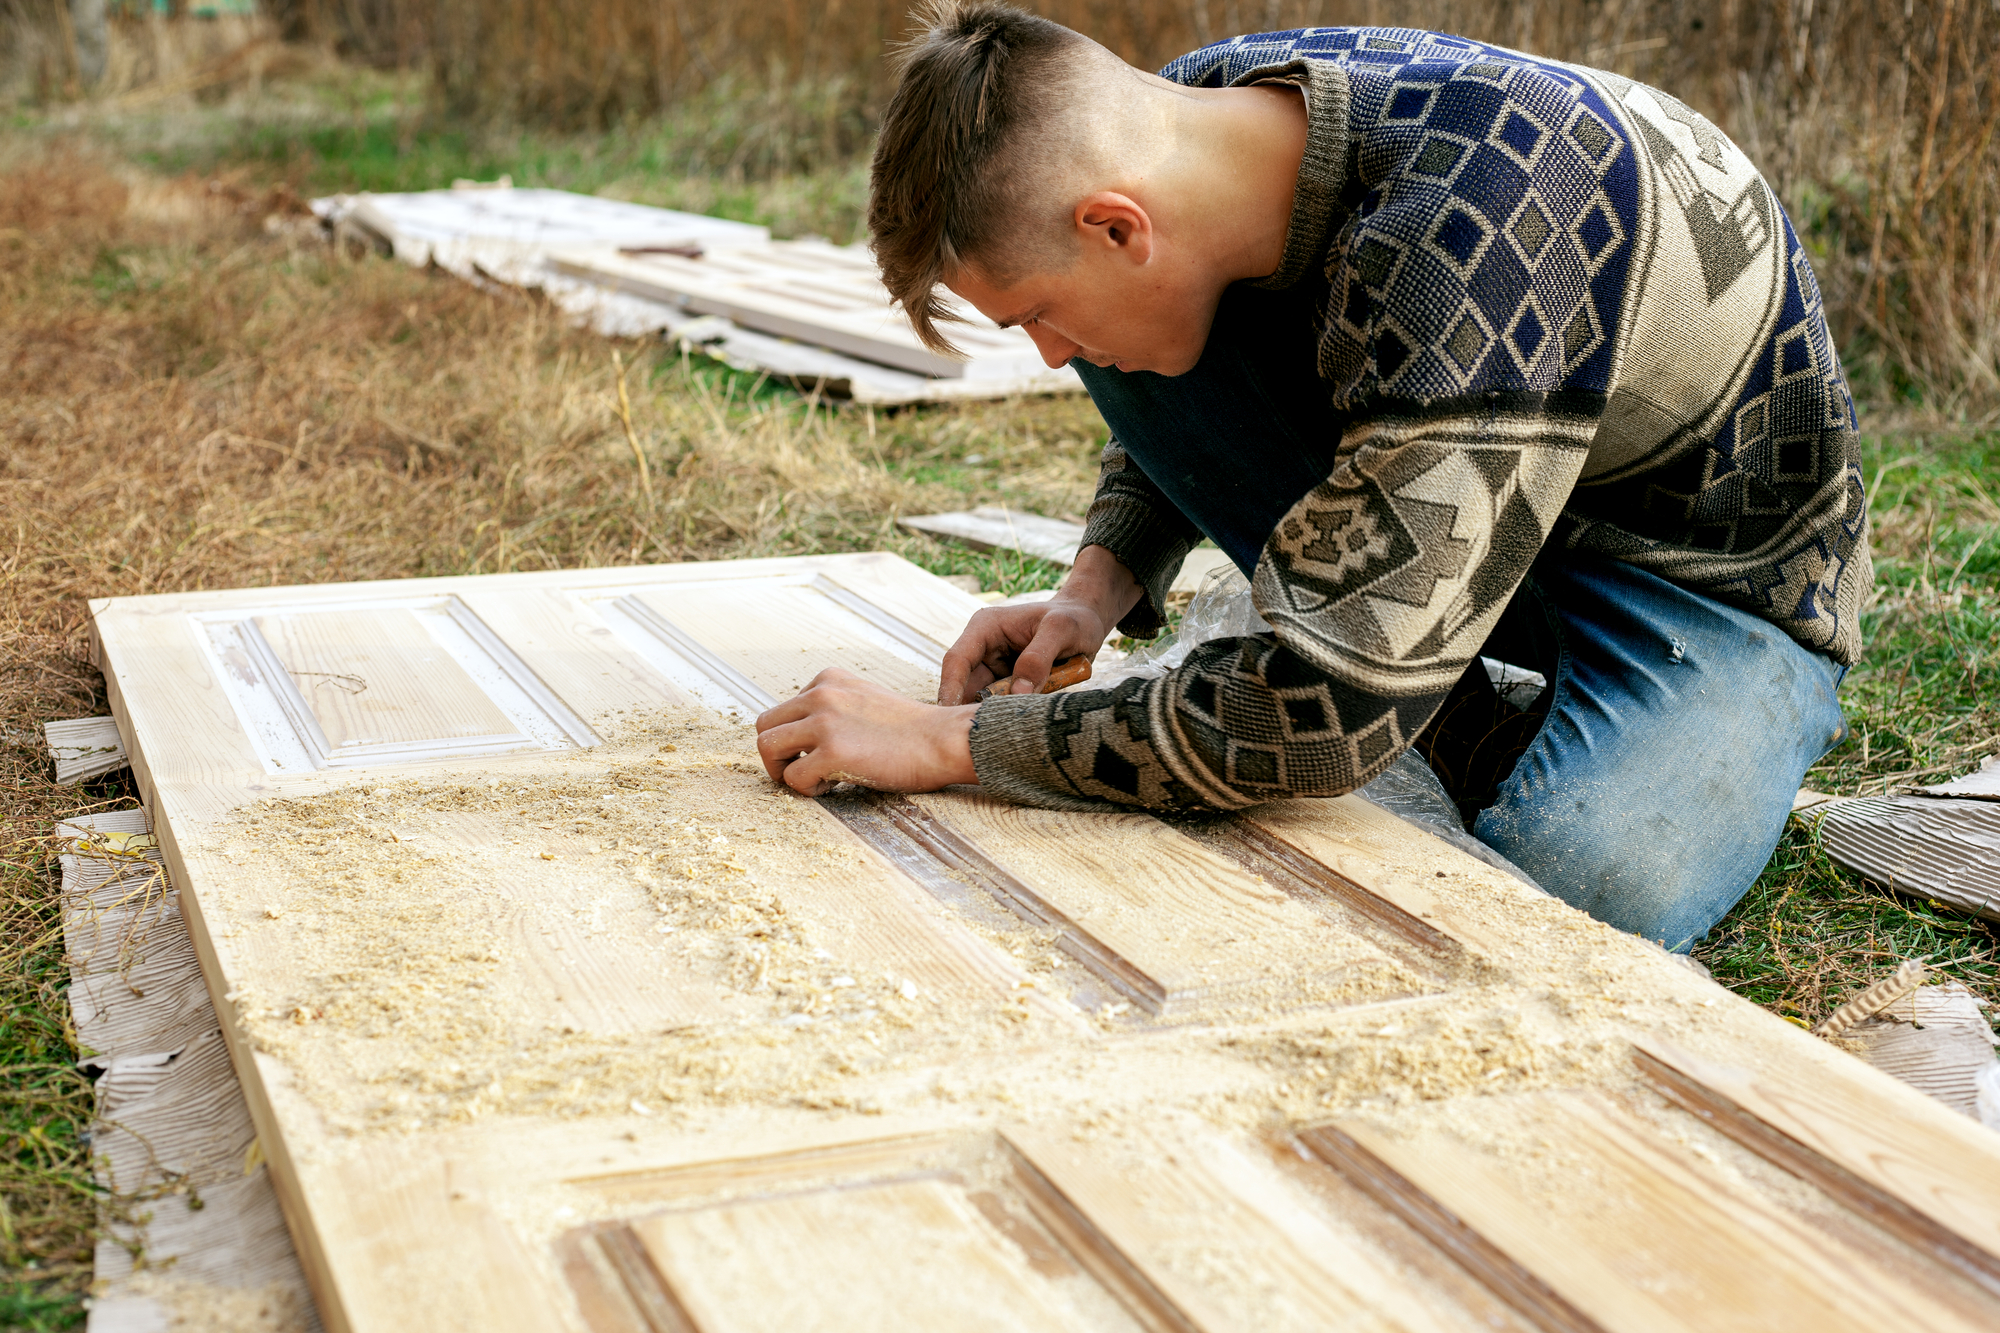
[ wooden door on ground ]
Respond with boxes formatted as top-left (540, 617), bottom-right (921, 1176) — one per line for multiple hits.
top-left (93, 552), bottom-right (2000, 1333)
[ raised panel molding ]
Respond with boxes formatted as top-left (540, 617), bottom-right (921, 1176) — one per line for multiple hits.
top-left (587, 573), bottom-right (948, 715)
top-left (197, 596), bottom-right (598, 771)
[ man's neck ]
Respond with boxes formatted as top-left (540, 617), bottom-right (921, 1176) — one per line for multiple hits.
top-left (1168, 80), bottom-right (1309, 285)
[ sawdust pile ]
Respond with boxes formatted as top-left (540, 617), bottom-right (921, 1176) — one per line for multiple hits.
top-left (1226, 1007), bottom-right (1626, 1116)
top-left (200, 703), bottom-right (1749, 1151)
top-left (215, 711), bottom-right (1060, 1133)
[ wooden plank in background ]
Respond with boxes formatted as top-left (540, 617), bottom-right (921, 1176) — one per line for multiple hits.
top-left (45, 715), bottom-right (128, 784)
top-left (898, 507), bottom-right (1239, 600)
top-left (342, 188), bottom-right (770, 272)
top-left (550, 243), bottom-right (1048, 380)
top-left (900, 507), bottom-right (1091, 565)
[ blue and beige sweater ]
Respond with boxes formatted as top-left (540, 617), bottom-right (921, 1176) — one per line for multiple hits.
top-left (970, 26), bottom-right (1872, 812)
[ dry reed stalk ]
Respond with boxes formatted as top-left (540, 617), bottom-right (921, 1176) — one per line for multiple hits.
top-left (612, 347), bottom-right (654, 506)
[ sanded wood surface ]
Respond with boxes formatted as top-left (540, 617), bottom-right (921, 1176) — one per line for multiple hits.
top-left (88, 550), bottom-right (2000, 1333)
top-left (1637, 1040), bottom-right (2000, 1278)
top-left (256, 608), bottom-right (520, 751)
top-left (1005, 1123), bottom-right (1458, 1333)
top-left (636, 1176), bottom-right (1110, 1332)
top-left (909, 792), bottom-right (1422, 1016)
top-left (1339, 1091), bottom-right (1997, 1333)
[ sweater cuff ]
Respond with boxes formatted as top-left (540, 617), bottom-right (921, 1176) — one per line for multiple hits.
top-left (967, 693), bottom-right (1104, 812)
top-left (1080, 496), bottom-right (1195, 638)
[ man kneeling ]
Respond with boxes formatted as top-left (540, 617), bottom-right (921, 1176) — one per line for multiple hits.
top-left (754, 3), bottom-right (1870, 954)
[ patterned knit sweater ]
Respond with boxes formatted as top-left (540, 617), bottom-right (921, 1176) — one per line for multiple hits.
top-left (969, 26), bottom-right (1872, 813)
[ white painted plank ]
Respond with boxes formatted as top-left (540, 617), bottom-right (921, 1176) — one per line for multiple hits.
top-left (46, 715), bottom-right (128, 783)
top-left (59, 812), bottom-right (324, 1330)
top-left (898, 508), bottom-right (1240, 599)
top-left (549, 242), bottom-right (1050, 380)
top-left (334, 188), bottom-right (769, 275)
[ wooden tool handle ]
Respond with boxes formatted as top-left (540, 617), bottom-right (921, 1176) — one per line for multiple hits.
top-left (978, 654), bottom-right (1093, 701)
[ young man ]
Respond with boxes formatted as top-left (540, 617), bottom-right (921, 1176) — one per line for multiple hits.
top-left (754, 3), bottom-right (1870, 951)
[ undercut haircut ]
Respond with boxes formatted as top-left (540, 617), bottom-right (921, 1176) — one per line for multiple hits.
top-left (869, 2), bottom-right (1092, 354)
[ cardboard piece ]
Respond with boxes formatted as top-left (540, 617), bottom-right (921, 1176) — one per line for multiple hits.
top-left (1819, 756), bottom-right (2000, 920)
top-left (60, 812), bottom-right (323, 1333)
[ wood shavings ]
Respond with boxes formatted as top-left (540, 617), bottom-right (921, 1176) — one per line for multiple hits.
top-left (221, 713), bottom-right (1064, 1134)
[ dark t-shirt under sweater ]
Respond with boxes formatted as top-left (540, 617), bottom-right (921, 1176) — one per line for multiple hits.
top-left (969, 26), bottom-right (1873, 812)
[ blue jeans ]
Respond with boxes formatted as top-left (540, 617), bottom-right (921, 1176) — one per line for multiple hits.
top-left (1073, 284), bottom-right (1849, 951)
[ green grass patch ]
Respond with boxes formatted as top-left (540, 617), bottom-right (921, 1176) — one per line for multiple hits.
top-left (1694, 424), bottom-right (2000, 1019)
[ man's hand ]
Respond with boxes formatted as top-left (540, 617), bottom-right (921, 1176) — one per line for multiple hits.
top-left (938, 545), bottom-right (1146, 705)
top-left (755, 669), bottom-right (978, 796)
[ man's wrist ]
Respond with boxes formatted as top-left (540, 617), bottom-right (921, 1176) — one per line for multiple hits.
top-left (1059, 544), bottom-right (1145, 630)
top-left (933, 702), bottom-right (980, 786)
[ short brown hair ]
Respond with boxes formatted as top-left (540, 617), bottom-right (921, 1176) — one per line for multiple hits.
top-left (869, 2), bottom-right (1088, 354)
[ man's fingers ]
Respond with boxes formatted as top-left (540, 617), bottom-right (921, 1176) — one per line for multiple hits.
top-left (754, 717), bottom-right (817, 785)
top-left (938, 652), bottom-right (971, 707)
top-left (1005, 616), bottom-right (1075, 694)
top-left (752, 699), bottom-right (805, 784)
top-left (940, 605), bottom-right (1041, 704)
top-left (774, 739), bottom-right (837, 796)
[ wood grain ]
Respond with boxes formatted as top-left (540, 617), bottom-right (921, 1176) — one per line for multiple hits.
top-left (633, 1176), bottom-right (1112, 1333)
top-left (1007, 1123), bottom-right (1460, 1333)
top-left (1238, 797), bottom-right (1539, 960)
top-left (910, 790), bottom-right (1410, 1016)
top-left (1636, 1040), bottom-right (2000, 1289)
top-left (255, 608), bottom-right (519, 750)
top-left (1337, 1090), bottom-right (2000, 1333)
top-left (453, 587), bottom-right (699, 733)
top-left (630, 581), bottom-right (938, 704)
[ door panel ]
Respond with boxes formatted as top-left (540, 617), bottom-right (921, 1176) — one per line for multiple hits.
top-left (87, 553), bottom-right (2000, 1333)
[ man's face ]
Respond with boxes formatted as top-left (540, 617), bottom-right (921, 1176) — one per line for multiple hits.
top-left (945, 249), bottom-right (1219, 377)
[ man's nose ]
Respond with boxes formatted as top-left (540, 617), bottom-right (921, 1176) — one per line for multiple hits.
top-left (1024, 323), bottom-right (1081, 369)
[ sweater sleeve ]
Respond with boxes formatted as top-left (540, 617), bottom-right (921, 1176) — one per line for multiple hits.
top-left (1077, 436), bottom-right (1204, 638)
top-left (969, 399), bottom-right (1597, 811)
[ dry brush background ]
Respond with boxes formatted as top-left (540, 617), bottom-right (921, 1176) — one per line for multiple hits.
top-left (0, 2), bottom-right (1997, 1328)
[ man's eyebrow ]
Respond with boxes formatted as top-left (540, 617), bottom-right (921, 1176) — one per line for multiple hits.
top-left (991, 310), bottom-right (1035, 330)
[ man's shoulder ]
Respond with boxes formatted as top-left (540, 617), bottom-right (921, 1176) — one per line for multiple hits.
top-left (1158, 26), bottom-right (1573, 89)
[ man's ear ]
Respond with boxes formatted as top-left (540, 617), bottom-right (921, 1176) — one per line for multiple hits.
top-left (1074, 191), bottom-right (1154, 265)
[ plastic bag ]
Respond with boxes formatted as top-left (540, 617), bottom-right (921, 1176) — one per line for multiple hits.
top-left (1094, 560), bottom-right (1546, 891)
top-left (1093, 562), bottom-right (1269, 686)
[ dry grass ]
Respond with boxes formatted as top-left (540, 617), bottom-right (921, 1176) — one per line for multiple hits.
top-left (260, 0), bottom-right (2000, 408)
top-left (8, 3), bottom-right (1996, 401)
top-left (0, 147), bottom-right (1099, 1327)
